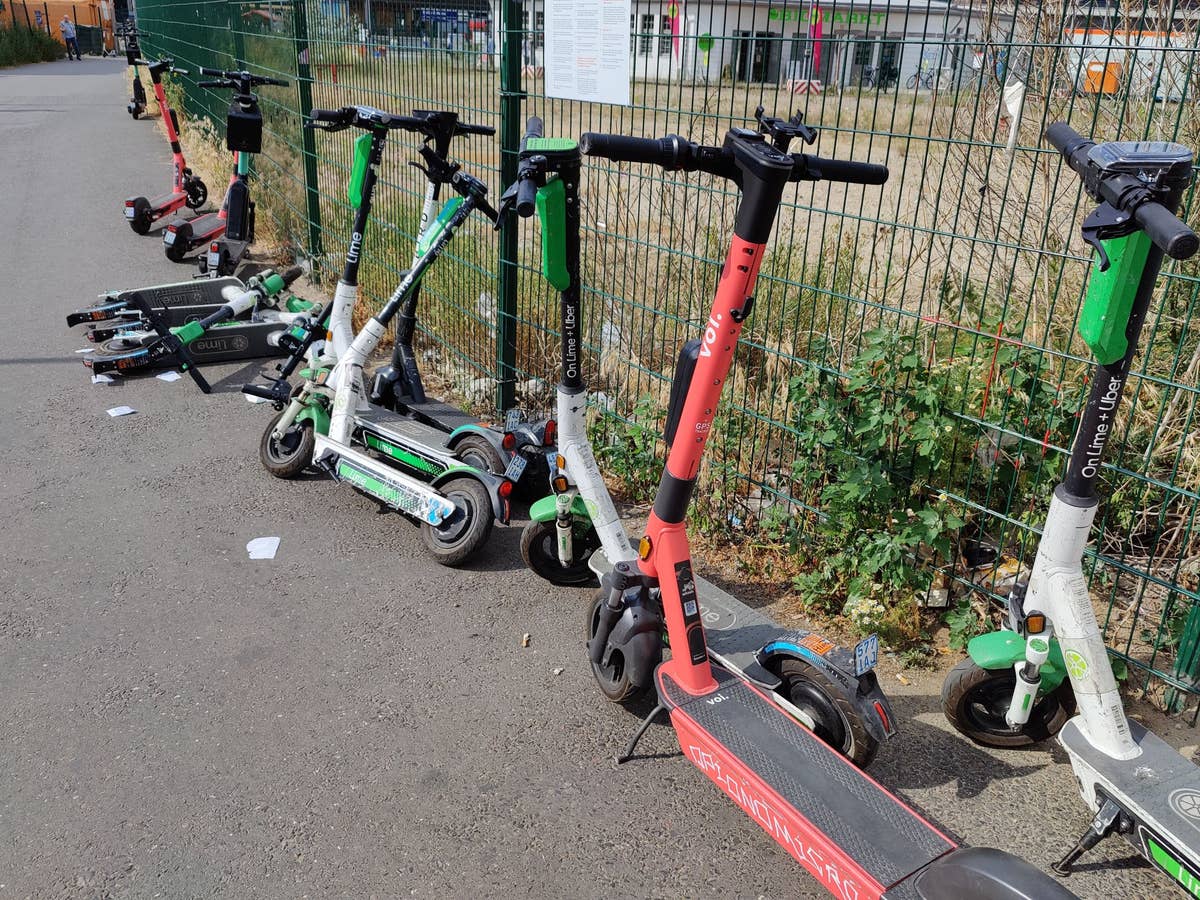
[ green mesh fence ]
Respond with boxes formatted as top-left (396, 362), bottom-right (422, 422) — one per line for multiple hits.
top-left (133, 0), bottom-right (1200, 712)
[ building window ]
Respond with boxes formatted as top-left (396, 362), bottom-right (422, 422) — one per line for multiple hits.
top-left (854, 39), bottom-right (873, 66)
top-left (659, 15), bottom-right (672, 56)
top-left (639, 13), bottom-right (654, 55)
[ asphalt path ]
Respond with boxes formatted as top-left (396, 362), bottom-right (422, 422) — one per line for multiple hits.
top-left (0, 58), bottom-right (1174, 899)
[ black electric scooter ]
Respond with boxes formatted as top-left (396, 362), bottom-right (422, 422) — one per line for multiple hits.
top-left (162, 68), bottom-right (288, 270)
top-left (122, 24), bottom-right (145, 118)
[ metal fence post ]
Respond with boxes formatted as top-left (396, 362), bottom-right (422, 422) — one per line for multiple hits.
top-left (495, 0), bottom-right (522, 414)
top-left (292, 0), bottom-right (322, 261)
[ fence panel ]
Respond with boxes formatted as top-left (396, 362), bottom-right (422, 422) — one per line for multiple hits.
top-left (131, 0), bottom-right (1200, 710)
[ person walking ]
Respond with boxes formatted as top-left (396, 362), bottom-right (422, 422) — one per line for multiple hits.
top-left (60, 16), bottom-right (81, 60)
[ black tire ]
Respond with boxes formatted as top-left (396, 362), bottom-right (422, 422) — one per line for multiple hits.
top-left (453, 433), bottom-right (506, 475)
top-left (128, 198), bottom-right (152, 235)
top-left (585, 591), bottom-right (649, 703)
top-left (98, 334), bottom-right (152, 354)
top-left (185, 177), bottom-right (207, 210)
top-left (259, 411), bottom-right (315, 479)
top-left (420, 476), bottom-right (493, 566)
top-left (130, 108), bottom-right (140, 120)
top-left (773, 657), bottom-right (880, 768)
top-left (521, 517), bottom-right (600, 586)
top-left (165, 224), bottom-right (191, 262)
top-left (941, 658), bottom-right (1076, 748)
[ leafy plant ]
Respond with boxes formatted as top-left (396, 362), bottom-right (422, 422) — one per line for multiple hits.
top-left (591, 393), bottom-right (663, 503)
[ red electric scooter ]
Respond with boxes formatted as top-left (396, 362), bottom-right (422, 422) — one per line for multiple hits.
top-left (123, 58), bottom-right (208, 235)
top-left (580, 116), bottom-right (1078, 899)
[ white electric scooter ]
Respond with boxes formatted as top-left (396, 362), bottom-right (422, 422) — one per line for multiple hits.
top-left (942, 124), bottom-right (1200, 893)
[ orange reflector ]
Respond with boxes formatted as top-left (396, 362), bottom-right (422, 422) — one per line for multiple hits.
top-left (552, 476), bottom-right (569, 493)
top-left (543, 419), bottom-right (557, 445)
top-left (555, 454), bottom-right (566, 470)
top-left (1024, 613), bottom-right (1046, 634)
top-left (874, 701), bottom-right (891, 733)
top-left (502, 433), bottom-right (516, 450)
top-left (210, 242), bottom-right (220, 252)
top-left (498, 479), bottom-right (514, 498)
top-left (638, 536), bottom-right (652, 559)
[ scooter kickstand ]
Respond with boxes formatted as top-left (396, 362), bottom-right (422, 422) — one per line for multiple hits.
top-left (616, 702), bottom-right (668, 764)
top-left (1051, 797), bottom-right (1123, 876)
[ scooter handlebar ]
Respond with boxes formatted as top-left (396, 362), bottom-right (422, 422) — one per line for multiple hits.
top-left (279, 266), bottom-right (305, 286)
top-left (241, 383), bottom-right (283, 402)
top-left (580, 132), bottom-right (692, 169)
top-left (456, 122), bottom-right (495, 137)
top-left (791, 154), bottom-right (889, 185)
top-left (1136, 201), bottom-right (1200, 260)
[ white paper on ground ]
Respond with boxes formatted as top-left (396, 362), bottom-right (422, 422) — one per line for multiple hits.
top-left (75, 348), bottom-right (95, 354)
top-left (246, 536), bottom-right (280, 560)
top-left (106, 406), bottom-right (137, 417)
top-left (91, 374), bottom-right (114, 385)
top-left (245, 394), bottom-right (270, 404)
top-left (156, 371), bottom-right (183, 383)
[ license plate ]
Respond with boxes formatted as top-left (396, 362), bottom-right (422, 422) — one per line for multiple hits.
top-left (163, 230), bottom-right (176, 246)
top-left (545, 449), bottom-right (560, 472)
top-left (505, 408), bottom-right (523, 431)
top-left (853, 634), bottom-right (879, 676)
top-left (207, 251), bottom-right (220, 268)
top-left (124, 206), bottom-right (136, 219)
top-left (504, 453), bottom-right (528, 482)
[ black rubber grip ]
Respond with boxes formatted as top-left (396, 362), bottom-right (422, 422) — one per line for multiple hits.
top-left (309, 107), bottom-right (346, 122)
top-left (797, 155), bottom-right (889, 185)
top-left (525, 116), bottom-right (544, 140)
top-left (200, 66), bottom-right (222, 76)
top-left (580, 133), bottom-right (687, 168)
top-left (241, 383), bottom-right (281, 401)
top-left (197, 81), bottom-right (223, 88)
top-left (280, 266), bottom-right (305, 285)
top-left (263, 77), bottom-right (289, 87)
top-left (1045, 122), bottom-right (1085, 156)
top-left (516, 177), bottom-right (537, 218)
top-left (458, 122), bottom-right (495, 137)
top-left (1136, 201), bottom-right (1200, 260)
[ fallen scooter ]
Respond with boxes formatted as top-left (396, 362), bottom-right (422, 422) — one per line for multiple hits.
top-left (941, 125), bottom-right (1200, 895)
top-left (83, 267), bottom-right (308, 379)
top-left (574, 115), bottom-right (1077, 899)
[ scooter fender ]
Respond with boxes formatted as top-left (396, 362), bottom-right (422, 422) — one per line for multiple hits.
top-left (446, 423), bottom-right (509, 460)
top-left (528, 493), bottom-right (591, 524)
top-left (431, 469), bottom-right (509, 525)
top-left (965, 629), bottom-right (1068, 691)
top-left (294, 402), bottom-right (330, 436)
top-left (605, 599), bottom-right (663, 691)
top-left (760, 637), bottom-right (896, 745)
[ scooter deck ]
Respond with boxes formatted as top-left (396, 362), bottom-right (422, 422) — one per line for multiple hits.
top-left (148, 190), bottom-right (186, 211)
top-left (86, 319), bottom-right (293, 373)
top-left (356, 408), bottom-right (456, 459)
top-left (313, 436), bottom-right (455, 525)
top-left (659, 666), bottom-right (955, 897)
top-left (1060, 717), bottom-right (1200, 881)
top-left (398, 396), bottom-right (483, 432)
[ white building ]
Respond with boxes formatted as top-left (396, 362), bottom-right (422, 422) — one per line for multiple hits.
top-left (498, 1), bottom-right (1009, 88)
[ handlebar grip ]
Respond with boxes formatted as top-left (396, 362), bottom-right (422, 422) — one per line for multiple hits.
top-left (1135, 202), bottom-right (1200, 260)
top-left (516, 177), bottom-right (538, 218)
top-left (264, 77), bottom-right (290, 87)
top-left (1045, 122), bottom-right (1087, 156)
top-left (197, 81), bottom-right (223, 88)
top-left (458, 122), bottom-right (496, 137)
top-left (242, 383), bottom-right (282, 401)
top-left (309, 107), bottom-right (346, 122)
top-left (796, 155), bottom-right (889, 185)
top-left (171, 67), bottom-right (189, 75)
top-left (200, 66), bottom-right (222, 76)
top-left (280, 266), bottom-right (305, 285)
top-left (525, 116), bottom-right (544, 140)
top-left (580, 133), bottom-right (687, 168)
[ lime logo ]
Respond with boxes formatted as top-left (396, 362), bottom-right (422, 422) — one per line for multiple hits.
top-left (1029, 638), bottom-right (1049, 653)
top-left (1064, 649), bottom-right (1089, 679)
top-left (1171, 789), bottom-right (1200, 827)
top-left (1148, 835), bottom-right (1200, 896)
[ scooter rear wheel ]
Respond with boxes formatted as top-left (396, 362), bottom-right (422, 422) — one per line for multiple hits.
top-left (259, 412), bottom-right (315, 479)
top-left (774, 657), bottom-right (880, 768)
top-left (521, 518), bottom-right (600, 586)
top-left (941, 658), bottom-right (1076, 748)
top-left (586, 592), bottom-right (650, 703)
top-left (420, 475), bottom-right (493, 566)
top-left (453, 433), bottom-right (506, 475)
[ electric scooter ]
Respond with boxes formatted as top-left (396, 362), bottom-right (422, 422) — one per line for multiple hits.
top-left (366, 109), bottom-right (555, 482)
top-left (124, 59), bottom-right (208, 234)
top-left (250, 105), bottom-right (517, 567)
top-left (67, 275), bottom-right (246, 331)
top-left (940, 125), bottom-right (1200, 893)
top-left (575, 116), bottom-right (1078, 899)
top-left (83, 267), bottom-right (310, 378)
top-left (122, 24), bottom-right (145, 119)
top-left (162, 68), bottom-right (289, 269)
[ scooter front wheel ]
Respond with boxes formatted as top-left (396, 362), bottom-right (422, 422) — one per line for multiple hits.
top-left (586, 592), bottom-right (650, 703)
top-left (420, 476), bottom-right (493, 567)
top-left (259, 412), bottom-right (315, 479)
top-left (521, 518), bottom-right (600, 586)
top-left (774, 657), bottom-right (880, 768)
top-left (941, 658), bottom-right (1076, 748)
